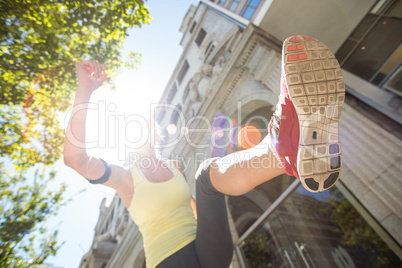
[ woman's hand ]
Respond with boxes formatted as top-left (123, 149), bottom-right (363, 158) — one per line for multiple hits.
top-left (75, 60), bottom-right (108, 92)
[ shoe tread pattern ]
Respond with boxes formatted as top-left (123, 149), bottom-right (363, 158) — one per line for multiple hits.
top-left (283, 35), bottom-right (344, 192)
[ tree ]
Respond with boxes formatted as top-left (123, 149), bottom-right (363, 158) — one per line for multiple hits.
top-left (324, 188), bottom-right (401, 267)
top-left (241, 229), bottom-right (274, 268)
top-left (0, 0), bottom-right (150, 265)
top-left (0, 0), bottom-right (150, 169)
top-left (0, 163), bottom-right (68, 267)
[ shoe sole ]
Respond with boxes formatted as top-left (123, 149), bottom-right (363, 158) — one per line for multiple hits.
top-left (283, 35), bottom-right (344, 192)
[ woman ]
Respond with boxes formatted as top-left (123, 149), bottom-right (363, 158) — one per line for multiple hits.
top-left (63, 35), bottom-right (344, 268)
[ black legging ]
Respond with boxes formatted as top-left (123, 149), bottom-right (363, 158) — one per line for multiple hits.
top-left (156, 158), bottom-right (233, 268)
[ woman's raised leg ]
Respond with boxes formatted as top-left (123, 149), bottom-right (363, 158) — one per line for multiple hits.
top-left (209, 135), bottom-right (284, 196)
top-left (210, 35), bottom-right (345, 195)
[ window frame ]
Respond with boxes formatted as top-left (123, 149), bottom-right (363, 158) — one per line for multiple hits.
top-left (336, 0), bottom-right (401, 85)
top-left (195, 28), bottom-right (207, 47)
top-left (227, 0), bottom-right (241, 12)
top-left (240, 0), bottom-right (261, 20)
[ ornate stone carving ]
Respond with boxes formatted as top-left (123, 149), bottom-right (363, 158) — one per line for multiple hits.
top-left (189, 82), bottom-right (199, 102)
top-left (190, 63), bottom-right (215, 101)
top-left (212, 55), bottom-right (225, 78)
top-left (202, 64), bottom-right (213, 76)
top-left (198, 76), bottom-right (211, 98)
top-left (188, 52), bottom-right (229, 115)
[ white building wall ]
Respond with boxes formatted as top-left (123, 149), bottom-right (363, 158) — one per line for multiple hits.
top-left (340, 104), bottom-right (402, 243)
top-left (255, 0), bottom-right (378, 52)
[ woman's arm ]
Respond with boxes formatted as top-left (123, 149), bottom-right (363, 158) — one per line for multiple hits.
top-left (63, 61), bottom-right (133, 203)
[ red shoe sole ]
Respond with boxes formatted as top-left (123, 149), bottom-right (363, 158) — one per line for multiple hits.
top-left (283, 35), bottom-right (345, 192)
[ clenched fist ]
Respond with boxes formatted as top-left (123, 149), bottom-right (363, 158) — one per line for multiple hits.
top-left (75, 60), bottom-right (108, 92)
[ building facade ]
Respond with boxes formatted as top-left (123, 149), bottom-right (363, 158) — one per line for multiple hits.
top-left (80, 1), bottom-right (402, 267)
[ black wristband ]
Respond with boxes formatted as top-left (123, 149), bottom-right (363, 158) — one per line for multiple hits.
top-left (86, 158), bottom-right (112, 184)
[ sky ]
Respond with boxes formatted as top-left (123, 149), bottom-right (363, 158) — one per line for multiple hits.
top-left (44, 1), bottom-right (199, 267)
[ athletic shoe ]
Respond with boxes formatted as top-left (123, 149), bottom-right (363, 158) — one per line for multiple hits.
top-left (269, 35), bottom-right (345, 192)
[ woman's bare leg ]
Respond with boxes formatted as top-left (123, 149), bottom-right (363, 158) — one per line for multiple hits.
top-left (209, 134), bottom-right (284, 196)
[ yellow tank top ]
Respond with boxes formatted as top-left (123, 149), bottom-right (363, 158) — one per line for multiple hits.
top-left (127, 161), bottom-right (197, 268)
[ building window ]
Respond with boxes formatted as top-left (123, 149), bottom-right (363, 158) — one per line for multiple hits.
top-left (177, 60), bottom-right (189, 85)
top-left (204, 41), bottom-right (216, 62)
top-left (336, 0), bottom-right (402, 92)
top-left (166, 84), bottom-right (177, 103)
top-left (240, 0), bottom-right (261, 20)
top-left (189, 21), bottom-right (196, 34)
top-left (195, 28), bottom-right (206, 47)
top-left (382, 61), bottom-right (402, 96)
top-left (228, 0), bottom-right (241, 12)
top-left (218, 0), bottom-right (227, 6)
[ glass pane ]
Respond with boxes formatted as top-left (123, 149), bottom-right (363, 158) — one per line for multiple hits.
top-left (335, 39), bottom-right (357, 64)
top-left (342, 16), bottom-right (402, 81)
top-left (219, 0), bottom-right (227, 6)
top-left (195, 28), bottom-right (206, 47)
top-left (228, 0), bottom-right (240, 12)
top-left (242, 8), bottom-right (256, 20)
top-left (239, 185), bottom-right (402, 268)
top-left (386, 0), bottom-right (402, 19)
top-left (250, 0), bottom-right (261, 7)
top-left (349, 14), bottom-right (378, 40)
top-left (370, 0), bottom-right (389, 14)
top-left (240, 0), bottom-right (261, 19)
top-left (381, 63), bottom-right (402, 94)
top-left (372, 44), bottom-right (402, 85)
